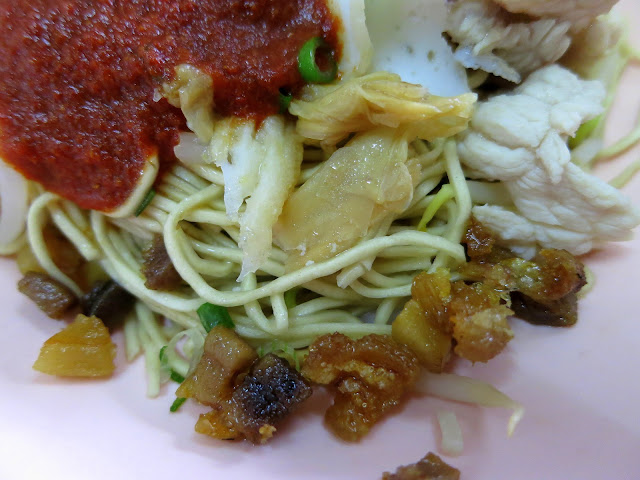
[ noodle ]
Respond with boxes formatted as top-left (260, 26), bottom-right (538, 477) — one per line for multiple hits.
top-left (20, 138), bottom-right (471, 393)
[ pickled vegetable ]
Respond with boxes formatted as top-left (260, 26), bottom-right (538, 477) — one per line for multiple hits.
top-left (32, 314), bottom-right (116, 377)
top-left (406, 270), bottom-right (514, 364)
top-left (392, 299), bottom-right (452, 373)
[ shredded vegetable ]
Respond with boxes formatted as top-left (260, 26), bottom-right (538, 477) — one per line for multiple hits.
top-left (416, 372), bottom-right (525, 437)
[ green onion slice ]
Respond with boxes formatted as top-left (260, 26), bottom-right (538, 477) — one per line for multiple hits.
top-left (134, 188), bottom-right (156, 217)
top-left (170, 397), bottom-right (187, 412)
top-left (278, 90), bottom-right (293, 113)
top-left (158, 345), bottom-right (168, 364)
top-left (569, 115), bottom-right (601, 149)
top-left (197, 302), bottom-right (235, 332)
top-left (170, 371), bottom-right (185, 384)
top-left (298, 37), bottom-right (337, 84)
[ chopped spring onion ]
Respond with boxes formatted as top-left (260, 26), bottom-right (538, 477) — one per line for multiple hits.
top-left (134, 188), bottom-right (156, 217)
top-left (197, 303), bottom-right (235, 332)
top-left (569, 115), bottom-right (601, 149)
top-left (298, 37), bottom-right (337, 84)
top-left (417, 184), bottom-right (455, 231)
top-left (278, 90), bottom-right (293, 113)
top-left (158, 345), bottom-right (168, 364)
top-left (159, 345), bottom-right (186, 383)
top-left (170, 397), bottom-right (187, 413)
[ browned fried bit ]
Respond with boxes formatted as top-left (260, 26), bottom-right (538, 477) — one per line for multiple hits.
top-left (195, 409), bottom-right (239, 441)
top-left (179, 327), bottom-right (312, 444)
top-left (42, 224), bottom-right (88, 289)
top-left (81, 280), bottom-right (135, 329)
top-left (392, 298), bottom-right (452, 373)
top-left (17, 271), bottom-right (78, 319)
top-left (448, 282), bottom-right (514, 363)
top-left (411, 269), bottom-right (452, 334)
top-left (230, 354), bottom-right (312, 444)
top-left (459, 218), bottom-right (586, 327)
top-left (381, 452), bottom-right (460, 480)
top-left (510, 291), bottom-right (579, 327)
top-left (178, 326), bottom-right (258, 442)
top-left (506, 249), bottom-right (586, 326)
top-left (518, 249), bottom-right (587, 302)
top-left (301, 333), bottom-right (420, 442)
top-left (463, 214), bottom-right (496, 259)
top-left (177, 326), bottom-right (258, 408)
top-left (141, 234), bottom-right (183, 291)
top-left (403, 271), bottom-right (514, 365)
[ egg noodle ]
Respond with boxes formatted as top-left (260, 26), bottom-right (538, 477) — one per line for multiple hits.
top-left (12, 136), bottom-right (471, 395)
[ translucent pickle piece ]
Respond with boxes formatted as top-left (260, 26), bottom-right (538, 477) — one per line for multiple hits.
top-left (290, 72), bottom-right (476, 147)
top-left (274, 128), bottom-right (415, 270)
top-left (33, 315), bottom-right (116, 377)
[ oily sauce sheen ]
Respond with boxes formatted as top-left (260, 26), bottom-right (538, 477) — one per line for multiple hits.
top-left (0, 0), bottom-right (339, 211)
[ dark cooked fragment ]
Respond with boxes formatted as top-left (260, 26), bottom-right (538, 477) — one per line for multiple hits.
top-left (42, 225), bottom-right (88, 289)
top-left (510, 291), bottom-right (579, 327)
top-left (463, 215), bottom-right (496, 259)
top-left (392, 299), bottom-right (452, 373)
top-left (301, 333), bottom-right (420, 442)
top-left (230, 354), bottom-right (312, 444)
top-left (407, 271), bottom-right (514, 364)
top-left (381, 452), bottom-right (460, 480)
top-left (505, 249), bottom-right (585, 326)
top-left (459, 218), bottom-right (586, 327)
top-left (411, 269), bottom-right (452, 334)
top-left (180, 329), bottom-right (311, 444)
top-left (18, 272), bottom-right (78, 319)
top-left (177, 326), bottom-right (257, 441)
top-left (517, 249), bottom-right (586, 302)
top-left (141, 235), bottom-right (182, 291)
top-left (177, 326), bottom-right (258, 407)
top-left (81, 281), bottom-right (135, 328)
top-left (448, 281), bottom-right (513, 363)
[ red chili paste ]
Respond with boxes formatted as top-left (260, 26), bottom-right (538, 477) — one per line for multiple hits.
top-left (0, 1), bottom-right (339, 211)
